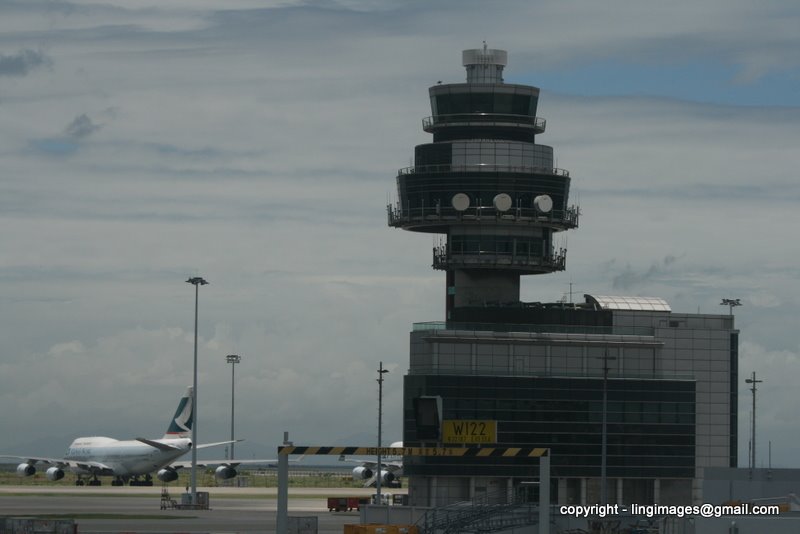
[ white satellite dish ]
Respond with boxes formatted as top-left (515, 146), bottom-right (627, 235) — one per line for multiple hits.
top-left (451, 193), bottom-right (471, 212)
top-left (534, 194), bottom-right (553, 213)
top-left (493, 193), bottom-right (512, 212)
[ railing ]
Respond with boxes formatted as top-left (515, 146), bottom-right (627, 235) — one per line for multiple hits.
top-left (432, 245), bottom-right (566, 272)
top-left (422, 113), bottom-right (546, 132)
top-left (415, 486), bottom-right (541, 534)
top-left (387, 203), bottom-right (580, 229)
top-left (406, 366), bottom-right (693, 381)
top-left (413, 321), bottom-right (657, 337)
top-left (398, 163), bottom-right (569, 177)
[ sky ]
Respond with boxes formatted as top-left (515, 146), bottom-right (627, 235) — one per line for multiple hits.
top-left (0, 0), bottom-right (798, 468)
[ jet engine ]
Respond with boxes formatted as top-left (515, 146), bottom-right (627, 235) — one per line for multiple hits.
top-left (380, 470), bottom-right (395, 485)
top-left (215, 466), bottom-right (237, 481)
top-left (46, 467), bottom-right (65, 481)
top-left (16, 463), bottom-right (35, 477)
top-left (352, 466), bottom-right (373, 481)
top-left (157, 468), bottom-right (179, 483)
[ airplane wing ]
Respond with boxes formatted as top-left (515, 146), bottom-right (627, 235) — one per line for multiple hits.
top-left (0, 455), bottom-right (67, 467)
top-left (340, 457), bottom-right (403, 488)
top-left (0, 455), bottom-right (115, 475)
top-left (73, 461), bottom-right (115, 476)
top-left (136, 438), bottom-right (180, 451)
top-left (341, 457), bottom-right (403, 472)
top-left (169, 458), bottom-right (277, 469)
top-left (195, 439), bottom-right (243, 450)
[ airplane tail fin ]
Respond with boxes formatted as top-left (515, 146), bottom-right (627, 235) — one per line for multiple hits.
top-left (163, 387), bottom-right (193, 439)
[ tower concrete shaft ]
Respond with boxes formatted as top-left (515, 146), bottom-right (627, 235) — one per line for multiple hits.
top-left (389, 48), bottom-right (578, 314)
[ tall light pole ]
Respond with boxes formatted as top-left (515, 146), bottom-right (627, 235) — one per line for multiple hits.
top-left (745, 372), bottom-right (763, 469)
top-left (375, 362), bottom-right (389, 502)
top-left (226, 354), bottom-right (241, 460)
top-left (597, 349), bottom-right (616, 505)
top-left (720, 298), bottom-right (742, 316)
top-left (186, 276), bottom-right (208, 503)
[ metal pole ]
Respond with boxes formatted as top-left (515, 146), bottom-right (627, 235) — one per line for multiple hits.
top-left (376, 362), bottom-right (389, 502)
top-left (745, 372), bottom-right (763, 470)
top-left (539, 452), bottom-right (550, 534)
top-left (601, 361), bottom-right (608, 506)
top-left (597, 350), bottom-right (615, 505)
top-left (186, 277), bottom-right (208, 504)
top-left (231, 360), bottom-right (235, 459)
top-left (226, 354), bottom-right (241, 460)
top-left (192, 282), bottom-right (199, 501)
top-left (752, 376), bottom-right (756, 469)
top-left (277, 432), bottom-right (290, 534)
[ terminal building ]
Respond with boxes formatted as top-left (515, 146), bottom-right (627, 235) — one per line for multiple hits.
top-left (388, 47), bottom-right (738, 507)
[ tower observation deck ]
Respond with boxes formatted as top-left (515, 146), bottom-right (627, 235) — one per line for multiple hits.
top-left (388, 47), bottom-right (579, 313)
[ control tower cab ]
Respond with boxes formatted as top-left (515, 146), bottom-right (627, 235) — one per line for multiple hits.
top-left (388, 46), bottom-right (578, 314)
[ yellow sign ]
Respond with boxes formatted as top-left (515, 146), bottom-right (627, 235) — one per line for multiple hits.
top-left (442, 420), bottom-right (497, 444)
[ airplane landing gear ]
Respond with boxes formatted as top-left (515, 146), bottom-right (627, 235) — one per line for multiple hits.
top-left (129, 475), bottom-right (154, 486)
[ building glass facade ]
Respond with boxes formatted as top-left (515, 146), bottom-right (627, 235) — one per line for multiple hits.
top-left (404, 375), bottom-right (696, 479)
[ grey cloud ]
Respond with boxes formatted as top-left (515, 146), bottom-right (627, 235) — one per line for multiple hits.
top-left (612, 255), bottom-right (683, 290)
top-left (64, 113), bottom-right (101, 140)
top-left (29, 114), bottom-right (102, 157)
top-left (0, 49), bottom-right (51, 77)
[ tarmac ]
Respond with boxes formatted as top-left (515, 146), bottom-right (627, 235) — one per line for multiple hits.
top-left (0, 486), bottom-right (399, 533)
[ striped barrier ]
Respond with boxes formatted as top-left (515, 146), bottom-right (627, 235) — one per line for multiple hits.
top-left (277, 446), bottom-right (548, 457)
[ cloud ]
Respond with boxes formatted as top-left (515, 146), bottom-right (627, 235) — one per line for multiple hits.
top-left (28, 138), bottom-right (79, 156)
top-left (63, 114), bottom-right (102, 140)
top-left (29, 113), bottom-right (103, 156)
top-left (0, 49), bottom-right (51, 77)
top-left (1, 0), bottom-right (799, 468)
top-left (611, 255), bottom-right (683, 291)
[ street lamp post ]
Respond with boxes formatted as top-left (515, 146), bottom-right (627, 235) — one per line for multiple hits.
top-left (597, 350), bottom-right (616, 506)
top-left (226, 354), bottom-right (241, 460)
top-left (375, 362), bottom-right (389, 502)
top-left (186, 276), bottom-right (208, 504)
top-left (745, 372), bottom-right (763, 469)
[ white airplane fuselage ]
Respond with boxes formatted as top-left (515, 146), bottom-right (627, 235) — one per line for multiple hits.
top-left (64, 437), bottom-right (190, 477)
top-left (2, 386), bottom-right (271, 486)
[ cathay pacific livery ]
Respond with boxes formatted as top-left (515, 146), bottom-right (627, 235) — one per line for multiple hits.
top-left (2, 387), bottom-right (267, 486)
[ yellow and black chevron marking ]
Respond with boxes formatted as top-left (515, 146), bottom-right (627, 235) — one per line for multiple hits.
top-left (277, 446), bottom-right (548, 457)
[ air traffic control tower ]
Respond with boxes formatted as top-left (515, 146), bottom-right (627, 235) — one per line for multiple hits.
top-left (389, 48), bottom-right (738, 508)
top-left (389, 46), bottom-right (578, 314)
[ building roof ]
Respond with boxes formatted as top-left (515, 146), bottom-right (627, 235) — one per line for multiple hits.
top-left (584, 294), bottom-right (671, 312)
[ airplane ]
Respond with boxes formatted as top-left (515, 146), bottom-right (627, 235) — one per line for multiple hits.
top-left (2, 386), bottom-right (270, 486)
top-left (347, 441), bottom-right (404, 488)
